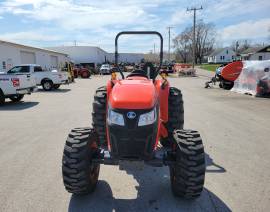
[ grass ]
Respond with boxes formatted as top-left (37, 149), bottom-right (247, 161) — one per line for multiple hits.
top-left (199, 64), bottom-right (221, 72)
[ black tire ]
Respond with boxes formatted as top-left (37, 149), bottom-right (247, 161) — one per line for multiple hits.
top-left (62, 127), bottom-right (100, 195)
top-left (42, 80), bottom-right (53, 91)
top-left (160, 87), bottom-right (184, 147)
top-left (0, 89), bottom-right (5, 105)
top-left (92, 86), bottom-right (107, 147)
top-left (53, 84), bottom-right (60, 89)
top-left (9, 94), bottom-right (24, 102)
top-left (170, 129), bottom-right (205, 199)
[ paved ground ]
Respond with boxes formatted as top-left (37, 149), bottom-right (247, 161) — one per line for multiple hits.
top-left (0, 70), bottom-right (270, 212)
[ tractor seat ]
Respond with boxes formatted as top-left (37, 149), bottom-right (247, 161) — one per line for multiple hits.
top-left (127, 69), bottom-right (148, 79)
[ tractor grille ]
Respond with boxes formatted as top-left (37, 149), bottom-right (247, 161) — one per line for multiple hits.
top-left (108, 108), bottom-right (158, 160)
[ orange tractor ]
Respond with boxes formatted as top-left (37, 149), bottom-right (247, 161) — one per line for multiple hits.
top-left (62, 31), bottom-right (206, 198)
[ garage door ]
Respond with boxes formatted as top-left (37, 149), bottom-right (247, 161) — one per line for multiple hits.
top-left (20, 51), bottom-right (36, 64)
top-left (50, 55), bottom-right (58, 68)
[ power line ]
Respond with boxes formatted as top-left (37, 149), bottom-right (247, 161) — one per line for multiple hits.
top-left (187, 6), bottom-right (203, 69)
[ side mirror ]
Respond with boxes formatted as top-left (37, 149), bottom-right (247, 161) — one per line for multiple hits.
top-left (264, 68), bottom-right (269, 72)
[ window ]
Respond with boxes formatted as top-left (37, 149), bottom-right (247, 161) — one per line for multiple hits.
top-left (8, 66), bottom-right (30, 74)
top-left (220, 56), bottom-right (223, 60)
top-left (258, 56), bottom-right (263, 61)
top-left (34, 66), bottom-right (43, 72)
top-left (2, 61), bottom-right (6, 70)
top-left (232, 56), bottom-right (234, 60)
top-left (226, 50), bottom-right (229, 54)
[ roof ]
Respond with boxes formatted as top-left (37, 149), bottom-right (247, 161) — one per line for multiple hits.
top-left (241, 47), bottom-right (262, 55)
top-left (0, 39), bottom-right (69, 56)
top-left (47, 46), bottom-right (108, 54)
top-left (241, 45), bottom-right (270, 55)
top-left (208, 47), bottom-right (233, 57)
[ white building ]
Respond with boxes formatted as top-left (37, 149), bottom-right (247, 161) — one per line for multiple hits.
top-left (0, 40), bottom-right (69, 72)
top-left (48, 46), bottom-right (144, 66)
top-left (208, 47), bottom-right (236, 64)
top-left (241, 45), bottom-right (270, 61)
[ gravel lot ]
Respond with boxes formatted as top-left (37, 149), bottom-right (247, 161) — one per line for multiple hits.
top-left (0, 70), bottom-right (270, 212)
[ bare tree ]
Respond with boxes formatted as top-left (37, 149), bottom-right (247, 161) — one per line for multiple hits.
top-left (231, 40), bottom-right (251, 54)
top-left (173, 20), bottom-right (216, 64)
top-left (195, 21), bottom-right (216, 64)
top-left (173, 28), bottom-right (192, 63)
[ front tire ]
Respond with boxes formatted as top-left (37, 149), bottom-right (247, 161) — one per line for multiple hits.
top-left (0, 89), bottom-right (5, 105)
top-left (62, 128), bottom-right (100, 195)
top-left (9, 94), bottom-right (24, 102)
top-left (160, 87), bottom-right (184, 147)
top-left (92, 86), bottom-right (107, 147)
top-left (170, 129), bottom-right (205, 199)
top-left (42, 80), bottom-right (53, 91)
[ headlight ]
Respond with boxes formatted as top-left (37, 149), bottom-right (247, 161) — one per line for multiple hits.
top-left (107, 109), bottom-right (125, 126)
top-left (138, 108), bottom-right (156, 126)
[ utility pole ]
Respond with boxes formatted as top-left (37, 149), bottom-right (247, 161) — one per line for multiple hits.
top-left (167, 26), bottom-right (174, 62)
top-left (187, 6), bottom-right (202, 69)
top-left (74, 40), bottom-right (77, 46)
top-left (154, 43), bottom-right (156, 54)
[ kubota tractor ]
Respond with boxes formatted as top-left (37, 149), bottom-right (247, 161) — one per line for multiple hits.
top-left (62, 31), bottom-right (206, 199)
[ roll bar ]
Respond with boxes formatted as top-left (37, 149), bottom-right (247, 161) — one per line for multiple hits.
top-left (115, 31), bottom-right (163, 79)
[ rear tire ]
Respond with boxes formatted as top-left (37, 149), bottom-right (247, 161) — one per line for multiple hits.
top-left (92, 86), bottom-right (107, 147)
top-left (160, 87), bottom-right (184, 147)
top-left (42, 80), bottom-right (53, 91)
top-left (170, 129), bottom-right (205, 199)
top-left (0, 89), bottom-right (5, 105)
top-left (62, 128), bottom-right (100, 195)
top-left (9, 94), bottom-right (24, 102)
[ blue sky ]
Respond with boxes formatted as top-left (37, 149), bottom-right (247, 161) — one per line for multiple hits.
top-left (0, 0), bottom-right (269, 53)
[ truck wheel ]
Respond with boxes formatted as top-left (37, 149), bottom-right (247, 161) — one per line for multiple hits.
top-left (62, 128), bottom-right (100, 195)
top-left (9, 95), bottom-right (24, 102)
top-left (42, 80), bottom-right (53, 91)
top-left (53, 84), bottom-right (60, 89)
top-left (160, 87), bottom-right (184, 147)
top-left (170, 129), bottom-right (205, 199)
top-left (0, 89), bottom-right (5, 105)
top-left (92, 86), bottom-right (107, 147)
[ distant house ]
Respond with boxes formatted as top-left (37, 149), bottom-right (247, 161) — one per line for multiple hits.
top-left (240, 45), bottom-right (270, 61)
top-left (208, 47), bottom-right (236, 64)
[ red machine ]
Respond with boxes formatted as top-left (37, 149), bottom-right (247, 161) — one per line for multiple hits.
top-left (220, 61), bottom-right (243, 89)
top-left (72, 66), bottom-right (91, 78)
top-left (62, 31), bottom-right (205, 199)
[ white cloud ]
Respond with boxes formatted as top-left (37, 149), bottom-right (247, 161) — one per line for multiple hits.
top-left (220, 18), bottom-right (270, 43)
top-left (0, 30), bottom-right (62, 42)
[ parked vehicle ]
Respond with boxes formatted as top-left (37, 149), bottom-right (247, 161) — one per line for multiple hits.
top-left (62, 62), bottom-right (75, 83)
top-left (8, 64), bottom-right (69, 91)
top-left (99, 64), bottom-right (111, 75)
top-left (62, 31), bottom-right (205, 199)
top-left (0, 66), bottom-right (37, 105)
top-left (73, 65), bottom-right (91, 78)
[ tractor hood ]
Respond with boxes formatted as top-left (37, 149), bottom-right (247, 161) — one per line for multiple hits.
top-left (109, 79), bottom-right (157, 109)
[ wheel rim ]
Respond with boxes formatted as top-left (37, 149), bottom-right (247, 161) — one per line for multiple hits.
top-left (44, 82), bottom-right (51, 89)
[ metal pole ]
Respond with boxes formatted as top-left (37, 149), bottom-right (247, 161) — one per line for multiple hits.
top-left (187, 6), bottom-right (203, 69)
top-left (193, 10), bottom-right (196, 69)
top-left (167, 26), bottom-right (174, 62)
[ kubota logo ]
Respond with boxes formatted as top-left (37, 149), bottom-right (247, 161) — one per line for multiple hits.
top-left (127, 111), bottom-right (136, 119)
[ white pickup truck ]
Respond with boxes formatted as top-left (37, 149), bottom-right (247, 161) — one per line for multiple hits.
top-left (8, 64), bottom-right (69, 91)
top-left (0, 67), bottom-right (37, 105)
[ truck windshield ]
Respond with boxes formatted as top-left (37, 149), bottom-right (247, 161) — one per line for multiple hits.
top-left (8, 66), bottom-right (30, 74)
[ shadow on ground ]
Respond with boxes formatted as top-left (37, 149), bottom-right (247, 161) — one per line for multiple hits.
top-left (205, 153), bottom-right (226, 173)
top-left (69, 153), bottom-right (230, 212)
top-left (0, 101), bottom-right (39, 111)
top-left (37, 88), bottom-right (71, 93)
